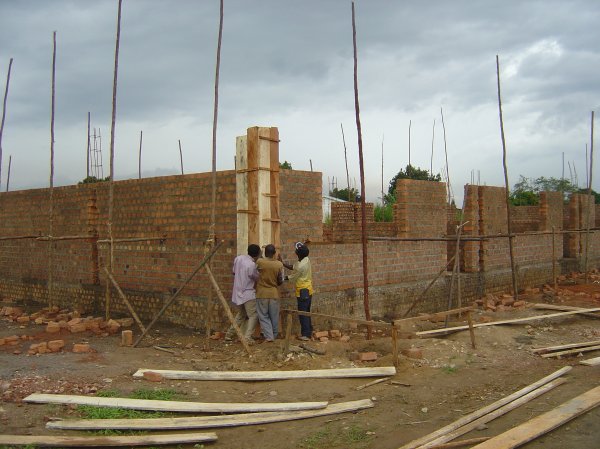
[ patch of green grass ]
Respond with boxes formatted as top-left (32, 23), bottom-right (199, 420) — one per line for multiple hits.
top-left (78, 405), bottom-right (166, 420)
top-left (129, 388), bottom-right (179, 401)
top-left (441, 364), bottom-right (458, 374)
top-left (96, 389), bottom-right (121, 398)
top-left (300, 424), bottom-right (374, 448)
top-left (300, 426), bottom-right (333, 449)
top-left (344, 424), bottom-right (371, 443)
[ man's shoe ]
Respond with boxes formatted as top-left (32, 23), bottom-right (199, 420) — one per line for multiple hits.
top-left (297, 336), bottom-right (310, 341)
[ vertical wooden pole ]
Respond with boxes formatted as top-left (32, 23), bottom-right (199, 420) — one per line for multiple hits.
top-left (106, 0), bottom-right (123, 320)
top-left (408, 119), bottom-right (411, 167)
top-left (0, 57), bottom-right (12, 187)
top-left (467, 311), bottom-right (476, 349)
top-left (178, 139), bottom-right (184, 174)
top-left (584, 111), bottom-right (595, 283)
top-left (351, 2), bottom-right (372, 339)
top-left (391, 323), bottom-right (399, 368)
top-left (48, 32), bottom-right (56, 310)
top-left (340, 123), bottom-right (351, 201)
top-left (381, 135), bottom-right (384, 204)
top-left (138, 130), bottom-right (142, 179)
top-left (552, 226), bottom-right (557, 290)
top-left (86, 112), bottom-right (90, 178)
top-left (5, 154), bottom-right (10, 192)
top-left (430, 118), bottom-right (435, 176)
top-left (283, 311), bottom-right (292, 355)
top-left (496, 55), bottom-right (519, 300)
top-left (441, 107), bottom-right (451, 204)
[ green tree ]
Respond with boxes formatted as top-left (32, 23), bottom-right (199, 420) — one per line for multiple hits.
top-left (79, 175), bottom-right (110, 184)
top-left (329, 187), bottom-right (358, 202)
top-left (509, 175), bottom-right (595, 205)
top-left (279, 161), bottom-right (293, 170)
top-left (386, 164), bottom-right (441, 204)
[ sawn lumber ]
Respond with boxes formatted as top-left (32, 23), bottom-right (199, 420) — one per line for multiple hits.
top-left (133, 366), bottom-right (396, 380)
top-left (531, 339), bottom-right (600, 353)
top-left (397, 366), bottom-right (571, 449)
top-left (0, 432), bottom-right (217, 447)
top-left (24, 393), bottom-right (328, 413)
top-left (471, 385), bottom-right (600, 449)
top-left (415, 378), bottom-right (566, 449)
top-left (580, 356), bottom-right (600, 366)
top-left (533, 302), bottom-right (600, 319)
top-left (539, 344), bottom-right (600, 358)
top-left (416, 307), bottom-right (600, 336)
top-left (47, 399), bottom-right (374, 430)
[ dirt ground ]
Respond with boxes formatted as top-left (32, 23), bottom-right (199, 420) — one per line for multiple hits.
top-left (1, 279), bottom-right (599, 449)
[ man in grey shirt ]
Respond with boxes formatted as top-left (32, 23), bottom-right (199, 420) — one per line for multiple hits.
top-left (225, 244), bottom-right (260, 344)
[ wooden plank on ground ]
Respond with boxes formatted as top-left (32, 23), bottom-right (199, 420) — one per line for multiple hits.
top-left (24, 393), bottom-right (327, 413)
top-left (416, 307), bottom-right (600, 337)
top-left (417, 378), bottom-right (565, 449)
top-left (0, 432), bottom-right (217, 447)
top-left (540, 344), bottom-right (600, 358)
top-left (397, 366), bottom-right (571, 449)
top-left (580, 356), bottom-right (600, 366)
top-left (471, 385), bottom-right (600, 449)
top-left (47, 399), bottom-right (374, 430)
top-left (533, 303), bottom-right (600, 319)
top-left (132, 367), bottom-right (396, 381)
top-left (531, 339), bottom-right (600, 354)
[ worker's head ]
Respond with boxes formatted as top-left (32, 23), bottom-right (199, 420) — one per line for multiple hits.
top-left (294, 242), bottom-right (309, 260)
top-left (247, 244), bottom-right (261, 259)
top-left (264, 244), bottom-right (276, 258)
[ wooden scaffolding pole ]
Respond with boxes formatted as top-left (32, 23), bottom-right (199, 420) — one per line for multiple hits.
top-left (584, 110), bottom-right (595, 282)
top-left (496, 55), bottom-right (518, 300)
top-left (0, 57), bottom-right (12, 187)
top-left (48, 32), bottom-right (56, 309)
top-left (351, 2), bottom-right (372, 339)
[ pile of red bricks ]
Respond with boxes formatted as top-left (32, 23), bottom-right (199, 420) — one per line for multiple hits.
top-left (312, 329), bottom-right (347, 343)
top-left (474, 294), bottom-right (527, 312)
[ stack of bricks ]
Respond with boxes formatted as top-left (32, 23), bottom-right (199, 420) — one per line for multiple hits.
top-left (394, 179), bottom-right (446, 238)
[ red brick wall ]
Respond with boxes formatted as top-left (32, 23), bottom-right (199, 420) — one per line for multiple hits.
top-left (395, 179), bottom-right (447, 237)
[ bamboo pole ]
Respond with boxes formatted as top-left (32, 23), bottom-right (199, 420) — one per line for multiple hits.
top-left (0, 57), bottom-right (12, 187)
top-left (430, 118), bottom-right (435, 176)
top-left (340, 123), bottom-right (351, 201)
top-left (584, 110), bottom-right (595, 283)
top-left (283, 311), bottom-right (292, 355)
top-left (48, 32), bottom-right (57, 310)
top-left (496, 54), bottom-right (518, 300)
top-left (408, 119), bottom-right (411, 166)
top-left (381, 134), bottom-right (384, 204)
top-left (282, 308), bottom-right (393, 329)
top-left (106, 0), bottom-right (123, 320)
top-left (133, 240), bottom-right (223, 347)
top-left (138, 130), bottom-right (142, 179)
top-left (351, 2), bottom-right (372, 339)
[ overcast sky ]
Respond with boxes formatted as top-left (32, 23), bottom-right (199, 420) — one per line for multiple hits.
top-left (0, 0), bottom-right (598, 205)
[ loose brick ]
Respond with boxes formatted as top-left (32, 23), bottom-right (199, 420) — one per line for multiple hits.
top-left (319, 336), bottom-right (329, 342)
top-left (46, 322), bottom-right (61, 334)
top-left (16, 316), bottom-right (30, 324)
top-left (0, 338), bottom-right (5, 346)
top-left (358, 352), bottom-right (378, 361)
top-left (48, 340), bottom-right (65, 352)
top-left (143, 371), bottom-right (163, 382)
top-left (121, 330), bottom-right (133, 346)
top-left (72, 343), bottom-right (91, 353)
top-left (513, 300), bottom-right (526, 307)
top-left (339, 335), bottom-right (350, 343)
top-left (313, 331), bottom-right (329, 339)
top-left (69, 323), bottom-right (88, 333)
top-left (402, 347), bottom-right (423, 359)
top-left (329, 329), bottom-right (341, 338)
top-left (67, 318), bottom-right (82, 327)
top-left (116, 318), bottom-right (133, 328)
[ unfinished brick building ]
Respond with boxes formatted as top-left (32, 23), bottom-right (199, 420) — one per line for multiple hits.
top-left (0, 126), bottom-right (598, 330)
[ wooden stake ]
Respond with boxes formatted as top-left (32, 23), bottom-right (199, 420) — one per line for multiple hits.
top-left (132, 240), bottom-right (223, 347)
top-left (351, 1), bottom-right (372, 339)
top-left (48, 31), bottom-right (56, 310)
top-left (430, 118), bottom-right (435, 176)
top-left (0, 57), bottom-right (12, 187)
top-left (441, 107), bottom-right (451, 204)
top-left (467, 310), bottom-right (476, 349)
top-left (496, 55), bottom-right (518, 300)
top-left (391, 323), bottom-right (399, 368)
top-left (552, 225), bottom-right (557, 290)
top-left (283, 310), bottom-right (292, 355)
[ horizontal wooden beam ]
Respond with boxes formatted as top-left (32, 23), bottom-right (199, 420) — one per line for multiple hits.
top-left (417, 307), bottom-right (600, 337)
top-left (0, 432), bottom-right (217, 447)
top-left (133, 367), bottom-right (396, 381)
top-left (395, 307), bottom-right (474, 325)
top-left (47, 399), bottom-right (373, 431)
top-left (24, 393), bottom-right (327, 413)
top-left (281, 308), bottom-right (393, 329)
